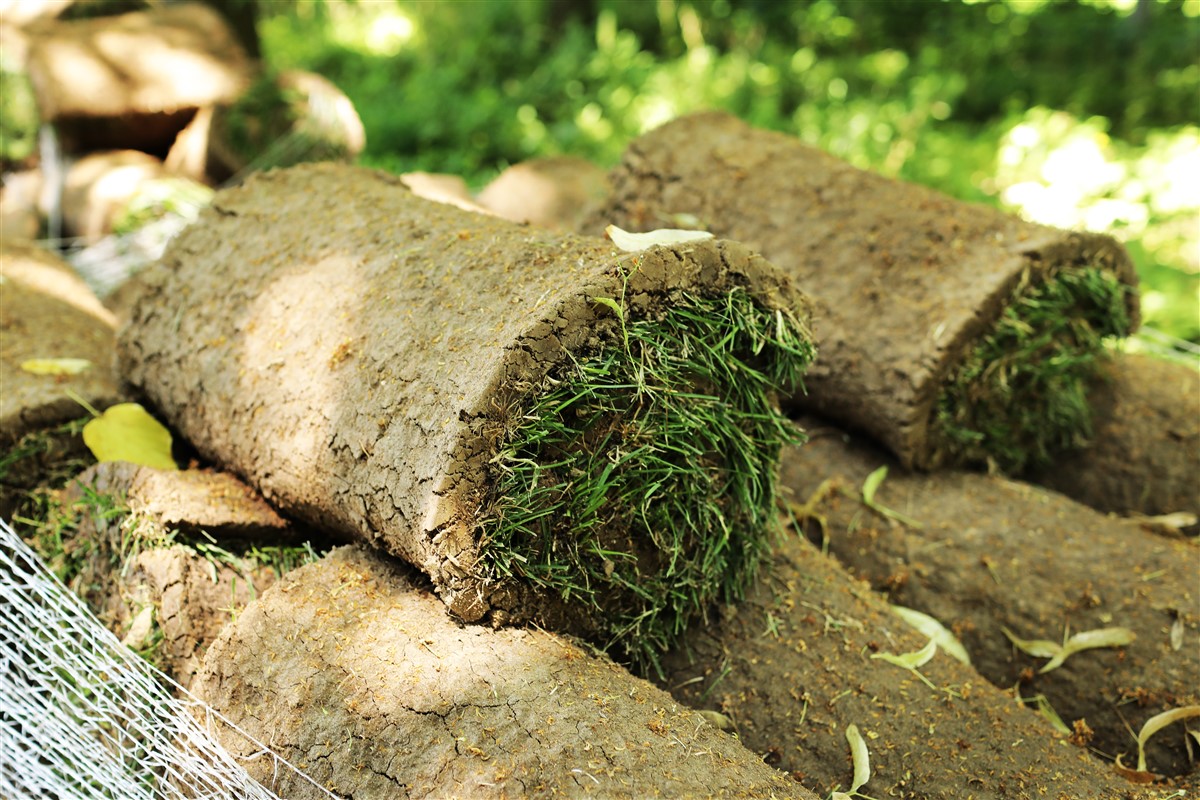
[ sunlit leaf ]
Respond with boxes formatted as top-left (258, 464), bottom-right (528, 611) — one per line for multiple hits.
top-left (1040, 627), bottom-right (1135, 673)
top-left (605, 223), bottom-right (713, 252)
top-left (20, 358), bottom-right (93, 376)
top-left (1031, 694), bottom-right (1071, 736)
top-left (846, 723), bottom-right (871, 792)
top-left (696, 709), bottom-right (734, 732)
top-left (592, 296), bottom-right (624, 321)
top-left (1001, 626), bottom-right (1062, 659)
top-left (1135, 705), bottom-right (1200, 772)
top-left (860, 465), bottom-right (923, 528)
top-left (82, 403), bottom-right (177, 470)
top-left (871, 638), bottom-right (937, 670)
top-left (892, 605), bottom-right (971, 665)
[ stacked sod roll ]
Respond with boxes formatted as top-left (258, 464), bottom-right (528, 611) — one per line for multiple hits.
top-left (1027, 353), bottom-right (1200, 517)
top-left (589, 111), bottom-right (1140, 472)
top-left (195, 546), bottom-right (819, 800)
top-left (119, 162), bottom-right (816, 667)
top-left (657, 521), bottom-right (1159, 798)
top-left (779, 422), bottom-right (1200, 777)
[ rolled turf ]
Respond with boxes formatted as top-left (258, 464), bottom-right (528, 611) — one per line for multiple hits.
top-left (119, 162), bottom-right (816, 668)
top-left (658, 524), bottom-right (1165, 798)
top-left (1026, 352), bottom-right (1200, 517)
top-left (588, 111), bottom-right (1140, 473)
top-left (778, 421), bottom-right (1199, 777)
top-left (195, 545), bottom-right (818, 800)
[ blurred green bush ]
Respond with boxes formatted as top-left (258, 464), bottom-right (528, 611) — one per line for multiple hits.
top-left (258, 0), bottom-right (1198, 346)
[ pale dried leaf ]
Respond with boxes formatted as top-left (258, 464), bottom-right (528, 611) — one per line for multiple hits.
top-left (862, 466), bottom-right (886, 505)
top-left (846, 723), bottom-right (871, 792)
top-left (696, 709), bottom-right (734, 732)
top-left (1032, 694), bottom-right (1071, 736)
top-left (1001, 626), bottom-right (1062, 659)
top-left (892, 605), bottom-right (971, 665)
top-left (604, 224), bottom-right (713, 252)
top-left (860, 465), bottom-right (924, 529)
top-left (20, 358), bottom-right (93, 376)
top-left (871, 638), bottom-right (937, 670)
top-left (1040, 627), bottom-right (1135, 673)
top-left (1136, 705), bottom-right (1200, 772)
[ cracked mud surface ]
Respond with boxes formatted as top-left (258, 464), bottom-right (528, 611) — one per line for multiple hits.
top-left (195, 545), bottom-right (814, 799)
top-left (119, 161), bottom-right (811, 645)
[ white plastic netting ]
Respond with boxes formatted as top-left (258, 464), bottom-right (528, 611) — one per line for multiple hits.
top-left (0, 518), bottom-right (334, 799)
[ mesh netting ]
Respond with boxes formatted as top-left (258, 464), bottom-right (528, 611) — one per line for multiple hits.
top-left (0, 518), bottom-right (334, 800)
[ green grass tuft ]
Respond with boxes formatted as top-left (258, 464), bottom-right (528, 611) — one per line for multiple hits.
top-left (932, 266), bottom-right (1132, 473)
top-left (480, 286), bottom-right (815, 672)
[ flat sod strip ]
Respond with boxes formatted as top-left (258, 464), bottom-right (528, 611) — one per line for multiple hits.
top-left (658, 531), bottom-right (1159, 799)
top-left (195, 545), bottom-right (819, 800)
top-left (780, 423), bottom-right (1199, 778)
top-left (588, 111), bottom-right (1139, 473)
top-left (119, 163), bottom-right (816, 668)
top-left (1027, 352), bottom-right (1200, 517)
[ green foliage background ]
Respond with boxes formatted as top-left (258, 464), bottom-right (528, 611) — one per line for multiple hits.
top-left (262, 0), bottom-right (1198, 345)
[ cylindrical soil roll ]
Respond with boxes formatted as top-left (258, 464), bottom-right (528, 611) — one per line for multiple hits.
top-left (659, 529), bottom-right (1158, 798)
top-left (1028, 352), bottom-right (1200, 517)
top-left (778, 423), bottom-right (1200, 777)
top-left (119, 162), bottom-right (816, 666)
top-left (589, 111), bottom-right (1139, 472)
top-left (195, 545), bottom-right (818, 800)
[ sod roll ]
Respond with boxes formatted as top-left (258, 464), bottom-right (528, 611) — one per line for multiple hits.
top-left (589, 111), bottom-right (1140, 472)
top-left (659, 528), bottom-right (1158, 798)
top-left (119, 162), bottom-right (816, 666)
top-left (195, 545), bottom-right (818, 800)
top-left (779, 422), bottom-right (1200, 777)
top-left (1027, 352), bottom-right (1200, 517)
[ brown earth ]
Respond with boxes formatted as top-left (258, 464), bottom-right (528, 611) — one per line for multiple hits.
top-left (0, 241), bottom-right (119, 446)
top-left (1027, 352), bottom-right (1200, 517)
top-left (24, 3), bottom-right (252, 154)
top-left (659, 517), bottom-right (1175, 798)
top-left (118, 161), bottom-right (812, 645)
top-left (195, 544), bottom-right (818, 800)
top-left (587, 110), bottom-right (1139, 471)
top-left (779, 421), bottom-right (1200, 778)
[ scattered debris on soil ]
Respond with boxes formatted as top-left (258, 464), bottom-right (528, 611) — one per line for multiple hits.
top-left (1027, 352), bottom-right (1200, 518)
top-left (780, 421), bottom-right (1200, 777)
top-left (660, 526), bottom-right (1179, 798)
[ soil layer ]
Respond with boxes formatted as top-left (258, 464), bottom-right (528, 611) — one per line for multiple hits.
top-left (1028, 352), bottom-right (1200, 517)
top-left (779, 422), bottom-right (1199, 777)
top-left (661, 526), bottom-right (1178, 798)
top-left (588, 111), bottom-right (1139, 471)
top-left (119, 162), bottom-right (813, 660)
top-left (195, 545), bottom-right (817, 799)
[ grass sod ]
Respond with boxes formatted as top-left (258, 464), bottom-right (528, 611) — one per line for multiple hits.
top-left (479, 286), bottom-right (815, 672)
top-left (931, 265), bottom-right (1132, 473)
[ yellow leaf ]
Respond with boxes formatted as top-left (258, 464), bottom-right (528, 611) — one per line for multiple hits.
top-left (604, 224), bottom-right (713, 252)
top-left (20, 358), bottom-right (93, 376)
top-left (82, 403), bottom-right (177, 470)
top-left (892, 605), bottom-right (971, 665)
top-left (871, 638), bottom-right (938, 669)
top-left (846, 723), bottom-right (871, 792)
top-left (1135, 705), bottom-right (1200, 772)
